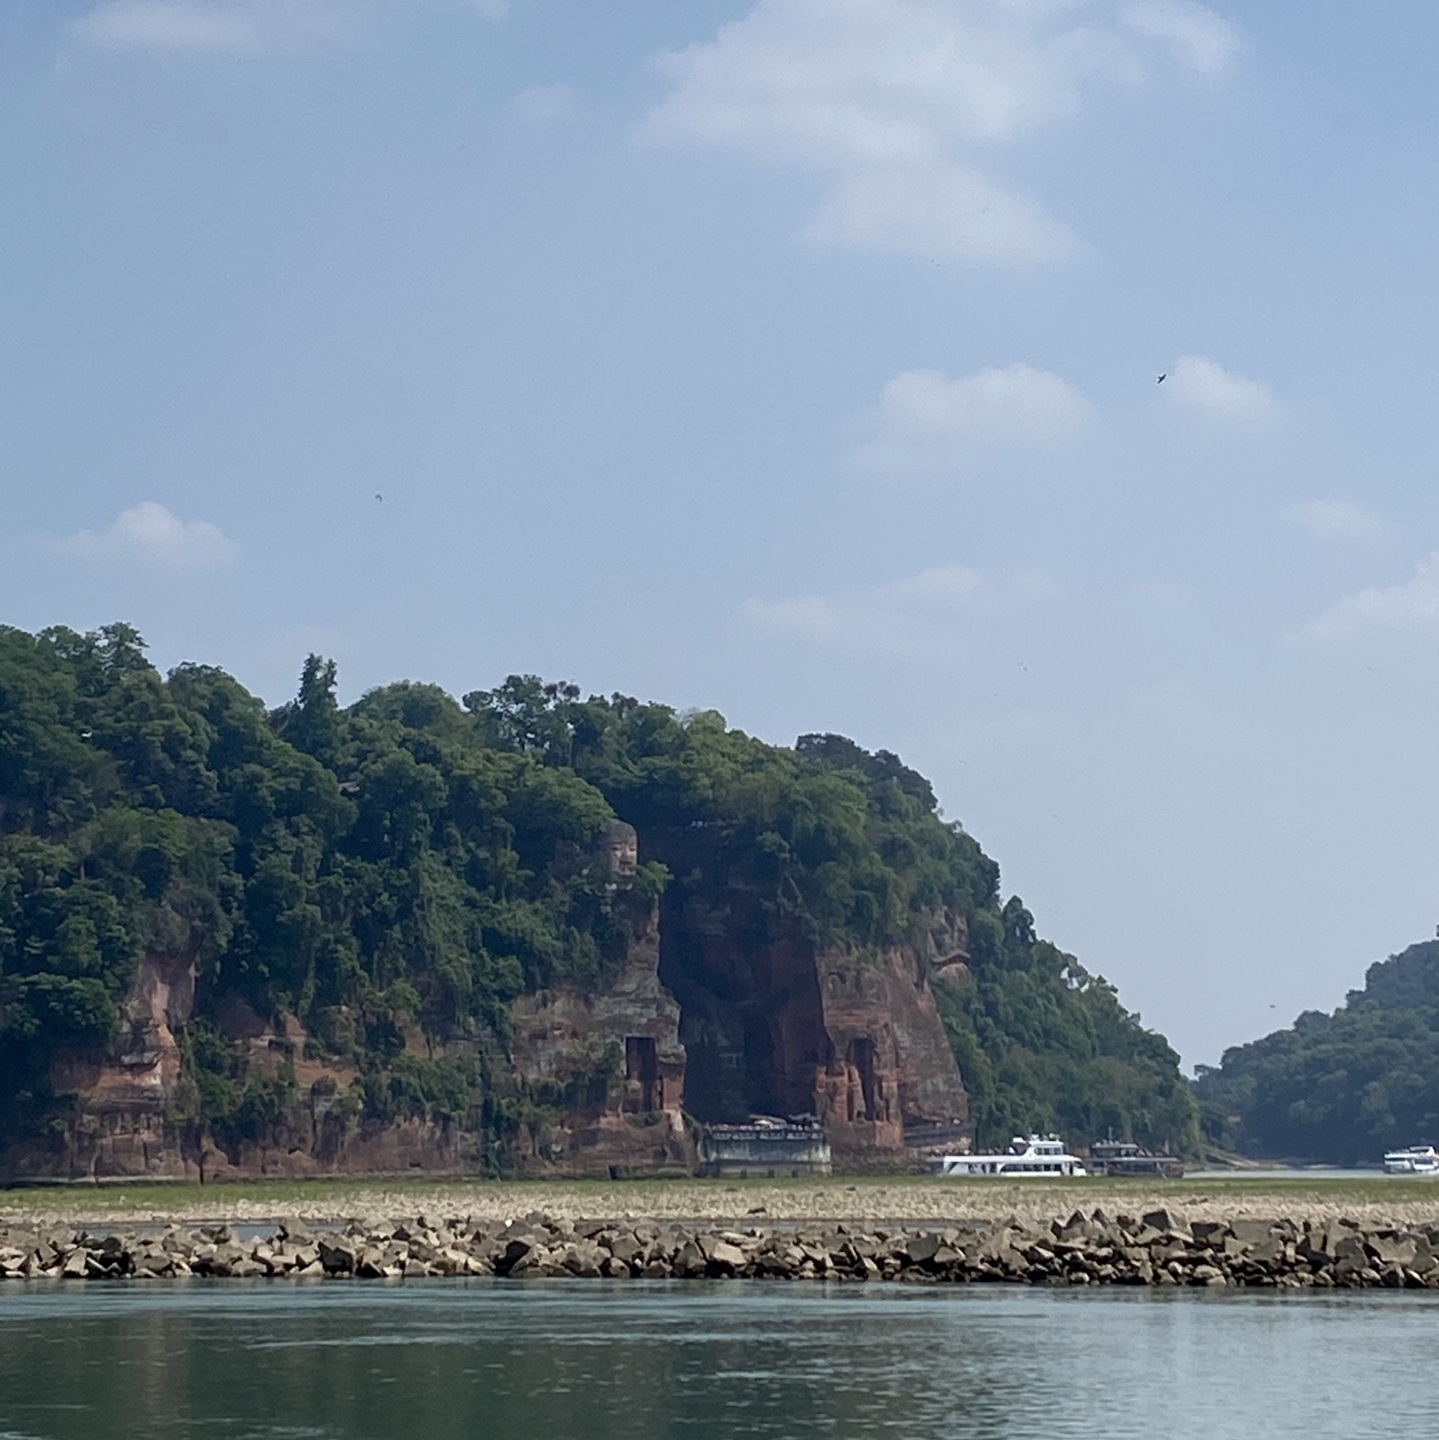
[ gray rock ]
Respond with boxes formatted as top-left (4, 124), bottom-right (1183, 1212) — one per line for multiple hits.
top-left (605, 1233), bottom-right (643, 1267)
top-left (674, 1241), bottom-right (707, 1278)
top-left (562, 1242), bottom-right (606, 1279)
top-left (707, 1241), bottom-right (748, 1274)
top-left (318, 1240), bottom-right (356, 1276)
top-left (1332, 1234), bottom-right (1367, 1265)
top-left (1369, 1236), bottom-right (1420, 1268)
top-left (1141, 1208), bottom-right (1187, 1237)
top-left (904, 1232), bottom-right (944, 1266)
top-left (1231, 1219), bottom-right (1279, 1245)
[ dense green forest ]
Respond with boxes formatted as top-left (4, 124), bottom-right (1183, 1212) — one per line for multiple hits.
top-left (0, 621), bottom-right (1196, 1161)
top-left (1194, 941), bottom-right (1439, 1163)
top-left (931, 905), bottom-right (1197, 1153)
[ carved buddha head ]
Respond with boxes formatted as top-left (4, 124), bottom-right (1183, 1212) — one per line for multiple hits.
top-left (596, 821), bottom-right (639, 880)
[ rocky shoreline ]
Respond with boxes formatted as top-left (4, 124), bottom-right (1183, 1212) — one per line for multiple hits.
top-left (5, 1206), bottom-right (1439, 1289)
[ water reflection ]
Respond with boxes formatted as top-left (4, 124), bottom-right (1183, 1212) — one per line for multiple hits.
top-left (0, 1281), bottom-right (1435, 1439)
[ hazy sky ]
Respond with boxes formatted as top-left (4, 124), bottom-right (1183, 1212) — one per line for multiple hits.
top-left (5, 0), bottom-right (1439, 1067)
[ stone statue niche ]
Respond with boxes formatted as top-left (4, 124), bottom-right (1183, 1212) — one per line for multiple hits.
top-left (508, 815), bottom-right (693, 1173)
top-left (594, 821), bottom-right (639, 887)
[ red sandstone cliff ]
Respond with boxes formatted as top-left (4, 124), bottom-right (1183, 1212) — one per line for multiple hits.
top-left (507, 897), bottom-right (693, 1176)
top-left (6, 838), bottom-right (970, 1180)
top-left (660, 888), bottom-right (971, 1165)
top-left (9, 951), bottom-right (479, 1183)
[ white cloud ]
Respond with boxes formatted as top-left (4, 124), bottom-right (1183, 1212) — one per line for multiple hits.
top-left (744, 563), bottom-right (1054, 655)
top-left (1300, 553), bottom-right (1439, 644)
top-left (804, 160), bottom-right (1073, 263)
top-left (1121, 0), bottom-right (1242, 73)
top-left (1162, 354), bottom-right (1274, 419)
top-left (641, 0), bottom-right (1240, 263)
top-left (71, 0), bottom-right (507, 55)
top-left (65, 501), bottom-right (238, 572)
top-left (855, 363), bottom-right (1090, 469)
top-left (1286, 499), bottom-right (1384, 543)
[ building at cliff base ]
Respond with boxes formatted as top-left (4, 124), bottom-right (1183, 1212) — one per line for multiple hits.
top-left (697, 1117), bottom-right (832, 1177)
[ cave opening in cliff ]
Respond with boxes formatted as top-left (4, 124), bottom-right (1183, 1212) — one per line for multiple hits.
top-left (657, 885), bottom-right (830, 1125)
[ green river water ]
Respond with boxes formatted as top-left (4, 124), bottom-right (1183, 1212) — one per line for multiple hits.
top-left (0, 1281), bottom-right (1433, 1439)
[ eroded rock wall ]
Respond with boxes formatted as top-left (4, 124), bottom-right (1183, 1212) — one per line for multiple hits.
top-left (5, 959), bottom-right (474, 1183)
top-left (6, 847), bottom-right (970, 1180)
top-left (508, 893), bottom-right (692, 1176)
top-left (661, 888), bottom-right (971, 1164)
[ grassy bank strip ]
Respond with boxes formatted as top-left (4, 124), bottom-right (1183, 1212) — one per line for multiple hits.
top-left (4, 1174), bottom-right (1439, 1229)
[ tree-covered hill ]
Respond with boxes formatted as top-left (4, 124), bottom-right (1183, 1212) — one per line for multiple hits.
top-left (931, 901), bottom-right (1197, 1154)
top-left (0, 622), bottom-right (1196, 1166)
top-left (1194, 940), bottom-right (1439, 1164)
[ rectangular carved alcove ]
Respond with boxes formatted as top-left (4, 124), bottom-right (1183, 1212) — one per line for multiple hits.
top-left (624, 1035), bottom-right (659, 1112)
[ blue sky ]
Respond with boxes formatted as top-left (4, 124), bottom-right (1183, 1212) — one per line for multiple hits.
top-left (5, 0), bottom-right (1439, 1066)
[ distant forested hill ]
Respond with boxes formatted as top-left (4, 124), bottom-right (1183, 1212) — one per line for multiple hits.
top-left (0, 621), bottom-right (1196, 1166)
top-left (1194, 941), bottom-right (1439, 1164)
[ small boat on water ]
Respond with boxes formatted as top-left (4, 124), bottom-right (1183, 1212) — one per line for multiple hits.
top-left (930, 1133), bottom-right (1088, 1178)
top-left (1383, 1145), bottom-right (1439, 1175)
top-left (1088, 1138), bottom-right (1185, 1179)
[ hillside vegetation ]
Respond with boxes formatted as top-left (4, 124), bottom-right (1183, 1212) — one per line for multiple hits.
top-left (0, 622), bottom-right (1196, 1160)
top-left (1195, 941), bottom-right (1439, 1163)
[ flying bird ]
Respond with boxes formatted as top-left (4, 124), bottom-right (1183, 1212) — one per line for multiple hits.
top-left (1157, 373), bottom-right (1167, 384)
top-left (374, 492), bottom-right (383, 502)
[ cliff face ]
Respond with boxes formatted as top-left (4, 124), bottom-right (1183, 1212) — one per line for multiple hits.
top-left (814, 942), bottom-right (971, 1158)
top-left (10, 933), bottom-right (204, 1180)
top-left (10, 950), bottom-right (477, 1183)
top-left (659, 881), bottom-right (971, 1164)
top-left (5, 829), bottom-right (969, 1182)
top-left (507, 894), bottom-right (693, 1177)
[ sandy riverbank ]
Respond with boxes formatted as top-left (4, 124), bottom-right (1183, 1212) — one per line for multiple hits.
top-left (4, 1173), bottom-right (1439, 1232)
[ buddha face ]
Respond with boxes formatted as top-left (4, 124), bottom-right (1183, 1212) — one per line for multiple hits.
top-left (599, 823), bottom-right (638, 879)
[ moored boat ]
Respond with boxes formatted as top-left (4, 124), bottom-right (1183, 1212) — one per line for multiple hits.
top-left (1088, 1138), bottom-right (1185, 1178)
top-left (1383, 1145), bottom-right (1439, 1175)
top-left (930, 1133), bottom-right (1088, 1178)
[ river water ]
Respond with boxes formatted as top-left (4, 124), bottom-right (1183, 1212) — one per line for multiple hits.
top-left (1, 1281), bottom-right (1435, 1439)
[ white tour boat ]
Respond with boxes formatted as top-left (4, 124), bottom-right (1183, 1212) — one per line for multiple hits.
top-left (1382, 1145), bottom-right (1439, 1175)
top-left (930, 1133), bottom-right (1088, 1178)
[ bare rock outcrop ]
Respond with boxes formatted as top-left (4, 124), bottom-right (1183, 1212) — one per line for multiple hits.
top-left (661, 886), bottom-right (971, 1164)
top-left (509, 875), bottom-right (692, 1176)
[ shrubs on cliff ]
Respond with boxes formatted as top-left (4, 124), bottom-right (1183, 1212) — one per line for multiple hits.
top-left (0, 626), bottom-right (635, 1152)
top-left (931, 897), bottom-right (1199, 1154)
top-left (0, 621), bottom-right (1195, 1162)
top-left (480, 685), bottom-right (1001, 951)
top-left (1194, 940), bottom-right (1439, 1164)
